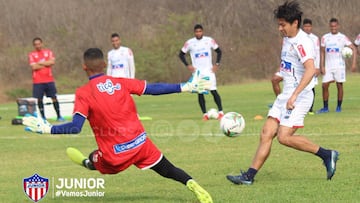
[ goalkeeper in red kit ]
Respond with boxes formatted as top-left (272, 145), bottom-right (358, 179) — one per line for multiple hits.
top-left (23, 48), bottom-right (213, 203)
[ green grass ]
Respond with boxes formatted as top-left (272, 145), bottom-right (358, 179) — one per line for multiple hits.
top-left (1, 74), bottom-right (360, 203)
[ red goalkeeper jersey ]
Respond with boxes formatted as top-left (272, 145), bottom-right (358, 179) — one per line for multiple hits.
top-left (74, 74), bottom-right (147, 164)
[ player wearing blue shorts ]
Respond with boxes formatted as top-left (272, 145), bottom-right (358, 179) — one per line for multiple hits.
top-left (226, 1), bottom-right (339, 185)
top-left (28, 37), bottom-right (64, 121)
top-left (23, 48), bottom-right (213, 203)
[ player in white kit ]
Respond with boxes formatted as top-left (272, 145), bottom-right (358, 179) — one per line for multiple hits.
top-left (179, 24), bottom-right (223, 120)
top-left (271, 18), bottom-right (320, 115)
top-left (302, 18), bottom-right (320, 114)
top-left (107, 33), bottom-right (135, 78)
top-left (227, 1), bottom-right (339, 185)
top-left (316, 18), bottom-right (357, 113)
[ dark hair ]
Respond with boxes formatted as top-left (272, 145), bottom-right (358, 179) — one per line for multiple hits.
top-left (194, 24), bottom-right (203, 30)
top-left (303, 18), bottom-right (312, 25)
top-left (32, 37), bottom-right (42, 43)
top-left (274, 1), bottom-right (303, 28)
top-left (84, 48), bottom-right (104, 61)
top-left (83, 48), bottom-right (104, 71)
top-left (329, 18), bottom-right (338, 23)
top-left (111, 33), bottom-right (120, 38)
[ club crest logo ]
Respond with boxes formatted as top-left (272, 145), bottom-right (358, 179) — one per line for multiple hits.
top-left (23, 174), bottom-right (49, 202)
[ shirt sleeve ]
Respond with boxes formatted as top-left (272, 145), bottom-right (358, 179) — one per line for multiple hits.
top-left (73, 89), bottom-right (89, 118)
top-left (121, 78), bottom-right (146, 96)
top-left (48, 50), bottom-right (55, 60)
top-left (210, 37), bottom-right (219, 50)
top-left (28, 53), bottom-right (35, 65)
top-left (355, 34), bottom-right (360, 46)
top-left (181, 40), bottom-right (190, 53)
top-left (344, 35), bottom-right (352, 46)
top-left (295, 41), bottom-right (314, 64)
top-left (320, 35), bottom-right (326, 47)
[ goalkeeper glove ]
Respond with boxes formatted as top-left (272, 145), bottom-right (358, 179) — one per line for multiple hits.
top-left (181, 70), bottom-right (211, 94)
top-left (22, 114), bottom-right (52, 134)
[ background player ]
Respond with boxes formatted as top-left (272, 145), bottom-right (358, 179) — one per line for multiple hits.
top-left (107, 33), bottom-right (135, 78)
top-left (28, 37), bottom-right (64, 121)
top-left (179, 24), bottom-right (223, 121)
top-left (23, 48), bottom-right (213, 203)
top-left (226, 0), bottom-right (339, 186)
top-left (302, 18), bottom-right (320, 114)
top-left (316, 18), bottom-right (357, 113)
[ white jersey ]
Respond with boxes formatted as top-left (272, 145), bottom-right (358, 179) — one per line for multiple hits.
top-left (321, 32), bottom-right (352, 69)
top-left (308, 33), bottom-right (320, 69)
top-left (308, 33), bottom-right (320, 86)
top-left (107, 46), bottom-right (135, 78)
top-left (355, 33), bottom-right (360, 46)
top-left (279, 29), bottom-right (315, 95)
top-left (181, 36), bottom-right (219, 74)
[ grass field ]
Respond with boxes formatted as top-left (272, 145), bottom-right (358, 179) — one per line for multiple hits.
top-left (1, 74), bottom-right (360, 203)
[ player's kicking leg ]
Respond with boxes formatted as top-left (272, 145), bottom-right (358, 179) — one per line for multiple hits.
top-left (151, 156), bottom-right (213, 203)
top-left (66, 147), bottom-right (95, 170)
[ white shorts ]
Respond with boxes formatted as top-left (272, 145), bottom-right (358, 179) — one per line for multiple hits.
top-left (268, 90), bottom-right (313, 128)
top-left (322, 68), bottom-right (346, 83)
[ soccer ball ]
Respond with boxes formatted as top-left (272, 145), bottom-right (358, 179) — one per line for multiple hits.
top-left (341, 47), bottom-right (353, 58)
top-left (207, 108), bottom-right (219, 119)
top-left (220, 112), bottom-right (245, 137)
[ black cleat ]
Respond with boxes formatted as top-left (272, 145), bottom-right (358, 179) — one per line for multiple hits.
top-left (226, 171), bottom-right (254, 185)
top-left (324, 150), bottom-right (339, 180)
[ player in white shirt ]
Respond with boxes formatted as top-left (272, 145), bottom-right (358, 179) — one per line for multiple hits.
top-left (179, 24), bottom-right (223, 120)
top-left (107, 33), bottom-right (135, 78)
top-left (227, 1), bottom-right (339, 186)
top-left (302, 18), bottom-right (320, 114)
top-left (317, 18), bottom-right (357, 113)
top-left (271, 18), bottom-right (320, 115)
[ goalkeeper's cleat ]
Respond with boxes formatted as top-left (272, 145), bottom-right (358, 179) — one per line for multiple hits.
top-left (324, 150), bottom-right (339, 180)
top-left (186, 179), bottom-right (213, 203)
top-left (226, 171), bottom-right (254, 185)
top-left (66, 147), bottom-right (87, 166)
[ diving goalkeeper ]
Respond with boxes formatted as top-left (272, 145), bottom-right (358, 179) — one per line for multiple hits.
top-left (23, 48), bottom-right (213, 203)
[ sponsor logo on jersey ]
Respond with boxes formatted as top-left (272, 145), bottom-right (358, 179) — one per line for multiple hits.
top-left (326, 47), bottom-right (340, 53)
top-left (23, 173), bottom-right (49, 202)
top-left (112, 64), bottom-right (124, 69)
top-left (195, 52), bottom-right (209, 58)
top-left (297, 45), bottom-right (306, 57)
top-left (280, 60), bottom-right (292, 72)
top-left (113, 133), bottom-right (147, 154)
top-left (97, 79), bottom-right (121, 95)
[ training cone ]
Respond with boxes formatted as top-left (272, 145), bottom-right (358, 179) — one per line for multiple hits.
top-left (254, 115), bottom-right (264, 120)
